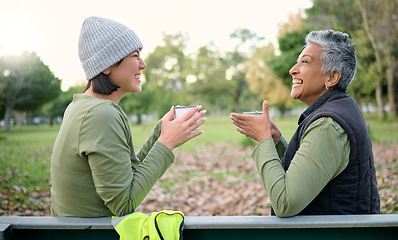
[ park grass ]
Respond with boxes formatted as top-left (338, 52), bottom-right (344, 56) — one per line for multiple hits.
top-left (132, 116), bottom-right (251, 152)
top-left (364, 113), bottom-right (398, 145)
top-left (131, 115), bottom-right (298, 152)
top-left (0, 125), bottom-right (56, 187)
top-left (0, 113), bottom-right (397, 215)
top-left (0, 125), bottom-right (57, 215)
top-left (131, 112), bottom-right (398, 151)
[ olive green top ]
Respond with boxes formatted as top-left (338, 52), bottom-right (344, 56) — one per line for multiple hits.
top-left (252, 117), bottom-right (350, 217)
top-left (51, 94), bottom-right (174, 217)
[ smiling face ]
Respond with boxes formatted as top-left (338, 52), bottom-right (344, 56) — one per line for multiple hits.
top-left (105, 49), bottom-right (147, 94)
top-left (289, 44), bottom-right (330, 106)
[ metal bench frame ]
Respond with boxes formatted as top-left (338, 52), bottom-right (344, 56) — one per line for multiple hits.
top-left (1, 214), bottom-right (398, 240)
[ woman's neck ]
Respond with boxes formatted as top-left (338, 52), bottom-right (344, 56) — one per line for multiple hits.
top-left (83, 88), bottom-right (123, 104)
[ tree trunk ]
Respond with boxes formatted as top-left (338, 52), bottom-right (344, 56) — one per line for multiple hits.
top-left (234, 96), bottom-right (240, 113)
top-left (386, 60), bottom-right (398, 117)
top-left (136, 114), bottom-right (142, 125)
top-left (234, 78), bottom-right (246, 113)
top-left (357, 0), bottom-right (386, 119)
top-left (48, 116), bottom-right (54, 126)
top-left (3, 107), bottom-right (12, 132)
top-left (14, 111), bottom-right (26, 128)
top-left (375, 81), bottom-right (386, 119)
top-left (350, 87), bottom-right (362, 109)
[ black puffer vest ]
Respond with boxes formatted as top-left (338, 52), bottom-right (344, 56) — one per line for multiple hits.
top-left (272, 90), bottom-right (380, 215)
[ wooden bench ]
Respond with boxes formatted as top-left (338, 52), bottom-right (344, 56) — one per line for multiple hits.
top-left (1, 214), bottom-right (397, 240)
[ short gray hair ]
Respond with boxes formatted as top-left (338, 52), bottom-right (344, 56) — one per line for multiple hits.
top-left (305, 30), bottom-right (357, 91)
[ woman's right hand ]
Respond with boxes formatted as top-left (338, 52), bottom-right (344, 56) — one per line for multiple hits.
top-left (230, 100), bottom-right (281, 144)
top-left (158, 106), bottom-right (206, 151)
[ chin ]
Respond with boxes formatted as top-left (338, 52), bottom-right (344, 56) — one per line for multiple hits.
top-left (290, 91), bottom-right (299, 100)
top-left (135, 87), bottom-right (142, 93)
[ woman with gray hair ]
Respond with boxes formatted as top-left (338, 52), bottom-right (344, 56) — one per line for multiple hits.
top-left (231, 30), bottom-right (380, 217)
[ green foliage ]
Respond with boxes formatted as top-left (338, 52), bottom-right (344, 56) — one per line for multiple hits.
top-left (143, 32), bottom-right (194, 118)
top-left (306, 0), bottom-right (361, 31)
top-left (229, 28), bottom-right (265, 51)
top-left (140, 28), bottom-right (265, 117)
top-left (268, 29), bottom-right (310, 86)
top-left (188, 46), bottom-right (234, 114)
top-left (119, 84), bottom-right (155, 124)
top-left (240, 136), bottom-right (257, 148)
top-left (226, 28), bottom-right (265, 113)
top-left (0, 52), bottom-right (61, 112)
top-left (245, 44), bottom-right (294, 115)
top-left (305, 0), bottom-right (398, 118)
top-left (0, 51), bottom-right (62, 130)
top-left (43, 85), bottom-right (85, 119)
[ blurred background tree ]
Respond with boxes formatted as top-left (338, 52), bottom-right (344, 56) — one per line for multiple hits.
top-left (0, 52), bottom-right (61, 131)
top-left (246, 44), bottom-right (294, 117)
top-left (42, 85), bottom-right (85, 126)
top-left (187, 45), bottom-right (232, 115)
top-left (305, 0), bottom-right (398, 119)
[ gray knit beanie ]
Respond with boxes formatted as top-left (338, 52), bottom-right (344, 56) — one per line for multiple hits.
top-left (78, 16), bottom-right (143, 80)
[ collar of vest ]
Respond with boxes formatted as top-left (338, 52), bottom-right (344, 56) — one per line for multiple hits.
top-left (298, 89), bottom-right (343, 124)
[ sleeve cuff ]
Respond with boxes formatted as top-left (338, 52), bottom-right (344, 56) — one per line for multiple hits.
top-left (275, 135), bottom-right (288, 158)
top-left (153, 141), bottom-right (175, 164)
top-left (251, 138), bottom-right (280, 163)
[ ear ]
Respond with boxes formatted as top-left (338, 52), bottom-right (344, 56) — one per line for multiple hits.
top-left (326, 70), bottom-right (341, 88)
top-left (102, 68), bottom-right (111, 75)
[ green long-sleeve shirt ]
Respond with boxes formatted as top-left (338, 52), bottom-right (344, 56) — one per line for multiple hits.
top-left (51, 94), bottom-right (174, 217)
top-left (252, 117), bottom-right (350, 217)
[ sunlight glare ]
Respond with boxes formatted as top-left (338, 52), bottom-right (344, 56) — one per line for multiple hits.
top-left (0, 6), bottom-right (37, 56)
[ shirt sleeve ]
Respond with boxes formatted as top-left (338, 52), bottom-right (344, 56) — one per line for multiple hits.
top-left (275, 135), bottom-right (288, 159)
top-left (135, 120), bottom-right (162, 161)
top-left (251, 117), bottom-right (350, 217)
top-left (79, 103), bottom-right (174, 216)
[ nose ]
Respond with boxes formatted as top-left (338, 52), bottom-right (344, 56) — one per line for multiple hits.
top-left (139, 58), bottom-right (147, 70)
top-left (289, 63), bottom-right (299, 76)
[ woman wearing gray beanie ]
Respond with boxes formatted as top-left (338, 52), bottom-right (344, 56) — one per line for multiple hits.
top-left (50, 16), bottom-right (206, 217)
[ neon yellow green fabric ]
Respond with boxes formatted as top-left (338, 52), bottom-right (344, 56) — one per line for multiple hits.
top-left (113, 210), bottom-right (184, 240)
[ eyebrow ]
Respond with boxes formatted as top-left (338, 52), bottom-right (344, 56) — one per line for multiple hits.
top-left (300, 54), bottom-right (313, 59)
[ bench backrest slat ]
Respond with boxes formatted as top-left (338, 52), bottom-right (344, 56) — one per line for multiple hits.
top-left (1, 215), bottom-right (397, 240)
